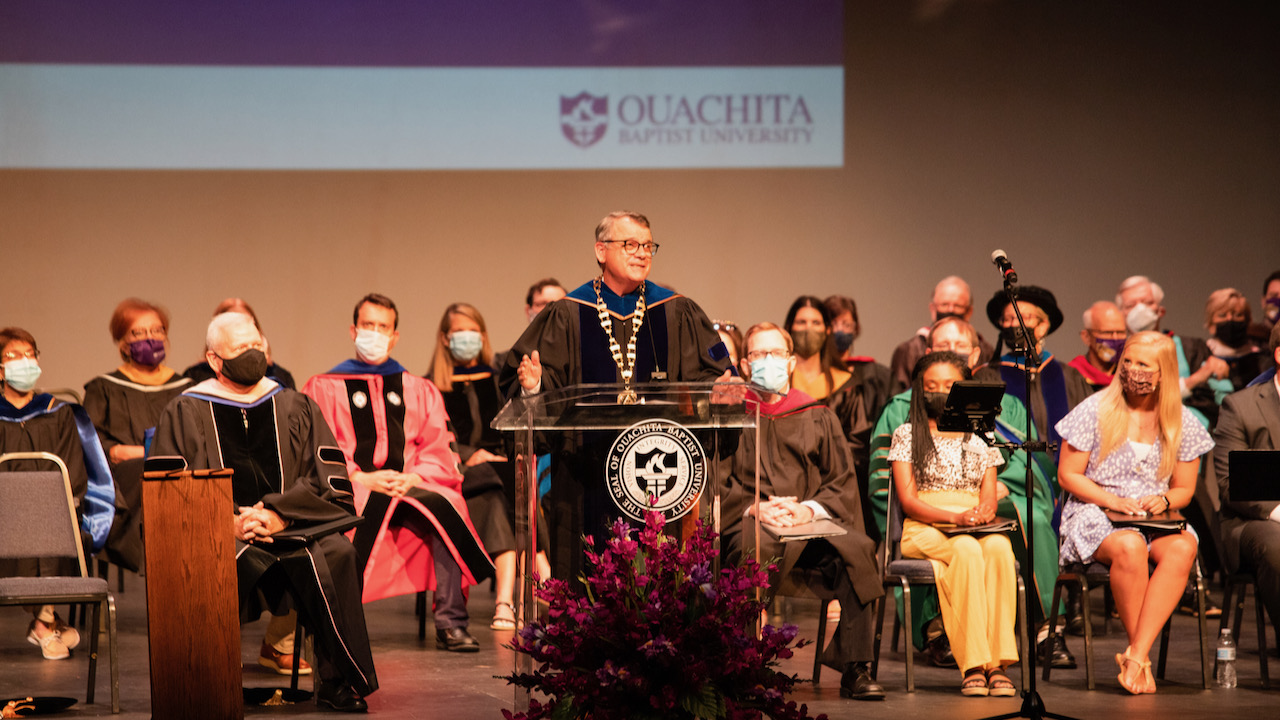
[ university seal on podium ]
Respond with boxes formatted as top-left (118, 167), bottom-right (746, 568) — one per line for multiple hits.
top-left (604, 419), bottom-right (706, 521)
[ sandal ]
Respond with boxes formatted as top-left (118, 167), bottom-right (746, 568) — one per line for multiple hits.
top-left (961, 668), bottom-right (989, 697)
top-left (490, 601), bottom-right (517, 631)
top-left (986, 668), bottom-right (1017, 697)
top-left (1115, 650), bottom-right (1150, 695)
top-left (1142, 659), bottom-right (1157, 694)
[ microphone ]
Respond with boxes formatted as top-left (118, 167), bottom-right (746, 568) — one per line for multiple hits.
top-left (991, 249), bottom-right (1017, 284)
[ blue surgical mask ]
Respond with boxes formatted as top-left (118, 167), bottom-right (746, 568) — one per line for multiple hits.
top-left (449, 330), bottom-right (484, 362)
top-left (749, 356), bottom-right (790, 394)
top-left (2, 357), bottom-right (42, 392)
top-left (354, 328), bottom-right (391, 364)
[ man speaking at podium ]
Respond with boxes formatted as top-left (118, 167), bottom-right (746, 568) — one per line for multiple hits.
top-left (499, 210), bottom-right (732, 399)
top-left (499, 211), bottom-right (734, 578)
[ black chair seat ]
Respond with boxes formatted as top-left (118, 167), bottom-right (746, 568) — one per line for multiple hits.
top-left (886, 558), bottom-right (935, 580)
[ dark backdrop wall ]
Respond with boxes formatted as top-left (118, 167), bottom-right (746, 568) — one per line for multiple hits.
top-left (3, 0), bottom-right (1277, 391)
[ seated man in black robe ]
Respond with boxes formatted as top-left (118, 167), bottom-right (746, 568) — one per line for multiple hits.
top-left (721, 322), bottom-right (885, 701)
top-left (151, 312), bottom-right (377, 713)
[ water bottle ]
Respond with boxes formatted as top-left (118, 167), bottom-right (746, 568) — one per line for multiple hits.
top-left (1216, 627), bottom-right (1237, 688)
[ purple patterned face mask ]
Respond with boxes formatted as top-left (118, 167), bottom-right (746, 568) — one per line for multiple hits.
top-left (1265, 296), bottom-right (1280, 324)
top-left (128, 338), bottom-right (166, 366)
top-left (1092, 336), bottom-right (1127, 366)
top-left (1120, 365), bottom-right (1158, 395)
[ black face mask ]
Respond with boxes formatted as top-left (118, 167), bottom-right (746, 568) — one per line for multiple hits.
top-left (217, 348), bottom-right (268, 386)
top-left (922, 391), bottom-right (950, 419)
top-left (934, 311), bottom-right (964, 324)
top-left (1214, 320), bottom-right (1249, 348)
top-left (1000, 325), bottom-right (1028, 350)
top-left (832, 331), bottom-right (854, 354)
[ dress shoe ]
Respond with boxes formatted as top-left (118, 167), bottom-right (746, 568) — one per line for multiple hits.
top-left (840, 662), bottom-right (885, 701)
top-left (1037, 633), bottom-right (1076, 669)
top-left (921, 633), bottom-right (958, 668)
top-left (436, 626), bottom-right (480, 653)
top-left (315, 682), bottom-right (368, 713)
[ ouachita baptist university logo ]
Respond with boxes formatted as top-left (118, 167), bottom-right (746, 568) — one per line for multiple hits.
top-left (605, 419), bottom-right (706, 521)
top-left (560, 91), bottom-right (608, 148)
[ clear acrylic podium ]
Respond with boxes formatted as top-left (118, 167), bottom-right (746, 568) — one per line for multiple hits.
top-left (492, 381), bottom-right (759, 711)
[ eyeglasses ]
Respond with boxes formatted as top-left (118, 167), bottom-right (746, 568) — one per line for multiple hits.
top-left (930, 342), bottom-right (974, 354)
top-left (601, 239), bottom-right (660, 256)
top-left (712, 320), bottom-right (737, 332)
top-left (1, 350), bottom-right (39, 361)
top-left (1087, 329), bottom-right (1127, 340)
top-left (746, 349), bottom-right (790, 362)
top-left (127, 326), bottom-right (167, 341)
top-left (222, 342), bottom-right (264, 357)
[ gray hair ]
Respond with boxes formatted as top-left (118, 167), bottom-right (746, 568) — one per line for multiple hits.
top-left (205, 312), bottom-right (258, 355)
top-left (594, 210), bottom-right (650, 243)
top-left (1116, 275), bottom-right (1165, 306)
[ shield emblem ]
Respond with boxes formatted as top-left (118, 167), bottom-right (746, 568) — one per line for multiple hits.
top-left (560, 92), bottom-right (608, 148)
top-left (635, 447), bottom-right (674, 498)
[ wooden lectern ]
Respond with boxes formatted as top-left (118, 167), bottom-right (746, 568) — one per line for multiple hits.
top-left (143, 466), bottom-right (243, 720)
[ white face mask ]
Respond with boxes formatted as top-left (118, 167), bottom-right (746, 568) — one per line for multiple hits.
top-left (354, 328), bottom-right (391, 364)
top-left (1125, 303), bottom-right (1160, 334)
top-left (448, 330), bottom-right (484, 362)
top-left (2, 357), bottom-right (42, 392)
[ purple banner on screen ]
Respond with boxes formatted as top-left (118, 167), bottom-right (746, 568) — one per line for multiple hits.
top-left (1, 0), bottom-right (841, 67)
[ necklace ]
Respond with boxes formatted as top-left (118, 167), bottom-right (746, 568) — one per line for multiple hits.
top-left (594, 276), bottom-right (646, 404)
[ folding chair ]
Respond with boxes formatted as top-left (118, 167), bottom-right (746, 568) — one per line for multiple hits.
top-left (872, 477), bottom-right (1027, 691)
top-left (1044, 556), bottom-right (1211, 689)
top-left (0, 451), bottom-right (119, 713)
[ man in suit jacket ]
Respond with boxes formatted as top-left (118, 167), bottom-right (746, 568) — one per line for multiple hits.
top-left (1213, 322), bottom-right (1280, 629)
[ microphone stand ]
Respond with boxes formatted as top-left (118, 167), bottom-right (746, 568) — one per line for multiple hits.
top-left (980, 276), bottom-right (1077, 720)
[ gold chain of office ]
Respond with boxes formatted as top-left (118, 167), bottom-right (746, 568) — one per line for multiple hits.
top-left (593, 276), bottom-right (645, 404)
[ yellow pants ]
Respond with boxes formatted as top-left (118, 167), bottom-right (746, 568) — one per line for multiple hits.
top-left (901, 490), bottom-right (1019, 675)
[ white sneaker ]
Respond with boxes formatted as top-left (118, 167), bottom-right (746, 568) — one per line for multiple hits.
top-left (48, 615), bottom-right (80, 650)
top-left (27, 622), bottom-right (70, 660)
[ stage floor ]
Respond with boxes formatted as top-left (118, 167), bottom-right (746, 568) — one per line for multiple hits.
top-left (2, 570), bottom-right (1276, 718)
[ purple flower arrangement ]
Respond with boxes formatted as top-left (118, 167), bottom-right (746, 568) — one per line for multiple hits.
top-left (503, 511), bottom-right (827, 720)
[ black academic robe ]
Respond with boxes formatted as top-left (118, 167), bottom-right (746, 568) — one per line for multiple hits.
top-left (996, 351), bottom-right (1092, 448)
top-left (720, 390), bottom-right (884, 668)
top-left (0, 397), bottom-right (115, 578)
top-left (497, 279), bottom-right (731, 397)
top-left (497, 279), bottom-right (732, 578)
top-left (720, 392), bottom-right (882, 606)
top-left (823, 361), bottom-right (893, 541)
top-left (439, 366), bottom-right (522, 555)
top-left (150, 384), bottom-right (377, 695)
top-left (82, 370), bottom-right (192, 571)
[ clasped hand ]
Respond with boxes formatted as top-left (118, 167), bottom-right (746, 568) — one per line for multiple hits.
top-left (954, 502), bottom-right (997, 527)
top-left (234, 501), bottom-right (286, 543)
top-left (750, 496), bottom-right (815, 528)
top-left (1108, 494), bottom-right (1167, 516)
top-left (353, 469), bottom-right (421, 497)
